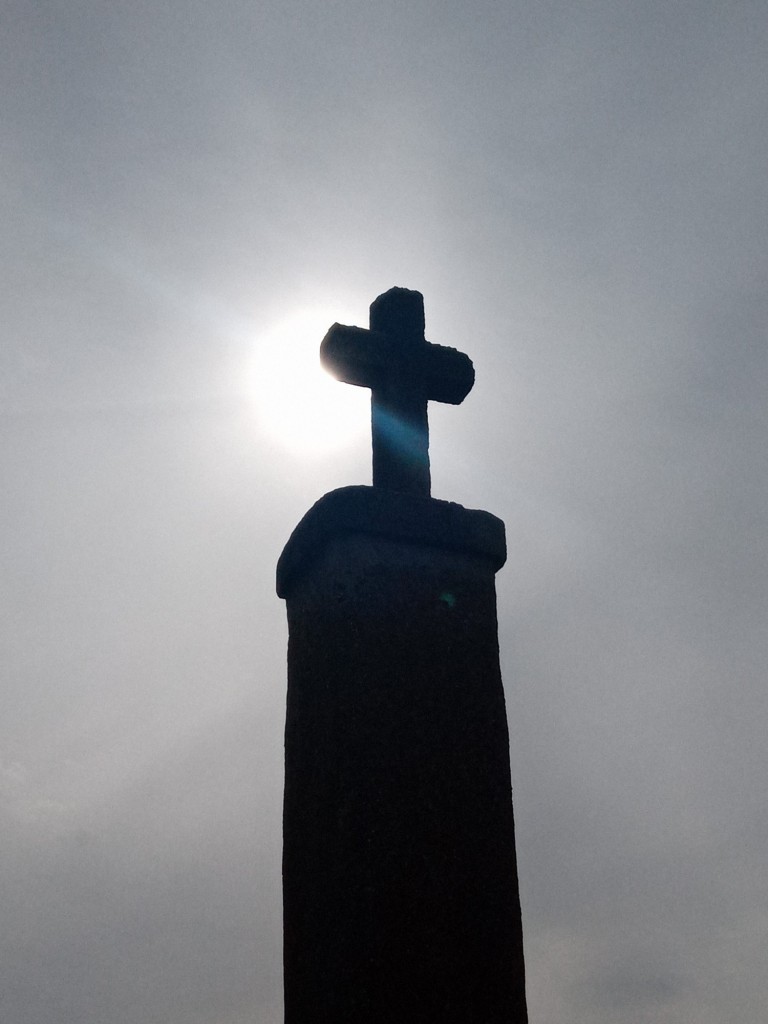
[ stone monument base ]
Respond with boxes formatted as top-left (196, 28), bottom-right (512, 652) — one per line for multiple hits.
top-left (277, 486), bottom-right (527, 1023)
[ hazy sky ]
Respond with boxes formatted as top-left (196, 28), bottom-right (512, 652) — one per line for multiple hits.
top-left (3, 2), bottom-right (767, 1022)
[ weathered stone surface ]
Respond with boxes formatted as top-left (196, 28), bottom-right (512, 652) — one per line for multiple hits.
top-left (279, 490), bottom-right (527, 1024)
top-left (276, 484), bottom-right (506, 599)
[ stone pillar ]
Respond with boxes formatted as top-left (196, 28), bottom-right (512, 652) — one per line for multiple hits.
top-left (277, 485), bottom-right (527, 1023)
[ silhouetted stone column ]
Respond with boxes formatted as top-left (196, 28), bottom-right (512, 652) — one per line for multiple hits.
top-left (277, 485), bottom-right (527, 1023)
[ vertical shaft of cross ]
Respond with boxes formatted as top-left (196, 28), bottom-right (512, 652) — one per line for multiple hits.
top-left (368, 286), bottom-right (431, 495)
top-left (371, 381), bottom-right (430, 494)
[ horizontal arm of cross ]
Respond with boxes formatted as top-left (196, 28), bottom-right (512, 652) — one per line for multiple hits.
top-left (321, 324), bottom-right (474, 405)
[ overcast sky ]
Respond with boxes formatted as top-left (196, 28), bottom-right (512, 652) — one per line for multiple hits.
top-left (3, 2), bottom-right (767, 1022)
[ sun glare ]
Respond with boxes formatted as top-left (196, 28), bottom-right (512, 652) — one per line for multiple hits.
top-left (250, 306), bottom-right (369, 455)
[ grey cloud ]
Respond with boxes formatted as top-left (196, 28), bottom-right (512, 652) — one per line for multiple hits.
top-left (2, 1), bottom-right (767, 1021)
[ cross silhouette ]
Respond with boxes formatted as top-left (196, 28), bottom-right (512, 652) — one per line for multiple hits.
top-left (320, 288), bottom-right (474, 496)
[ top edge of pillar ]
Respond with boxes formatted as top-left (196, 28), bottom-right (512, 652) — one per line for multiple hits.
top-left (276, 485), bottom-right (506, 599)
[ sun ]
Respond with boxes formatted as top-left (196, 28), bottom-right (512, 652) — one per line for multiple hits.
top-left (249, 305), bottom-right (370, 454)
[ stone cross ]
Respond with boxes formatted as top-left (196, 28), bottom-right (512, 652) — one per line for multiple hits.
top-left (320, 287), bottom-right (475, 496)
top-left (280, 287), bottom-right (527, 1022)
